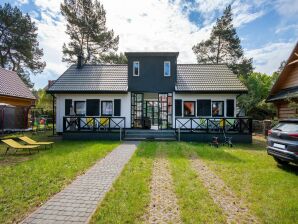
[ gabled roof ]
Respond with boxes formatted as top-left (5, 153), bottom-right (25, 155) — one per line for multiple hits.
top-left (47, 64), bottom-right (128, 93)
top-left (0, 67), bottom-right (35, 100)
top-left (176, 64), bottom-right (247, 93)
top-left (267, 42), bottom-right (298, 102)
top-left (48, 63), bottom-right (246, 93)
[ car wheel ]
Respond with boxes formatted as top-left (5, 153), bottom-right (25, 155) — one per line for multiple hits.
top-left (274, 157), bottom-right (289, 165)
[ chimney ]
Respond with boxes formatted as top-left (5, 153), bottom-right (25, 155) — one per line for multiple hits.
top-left (77, 54), bottom-right (83, 69)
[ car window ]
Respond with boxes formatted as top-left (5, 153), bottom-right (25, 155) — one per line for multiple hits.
top-left (273, 123), bottom-right (298, 132)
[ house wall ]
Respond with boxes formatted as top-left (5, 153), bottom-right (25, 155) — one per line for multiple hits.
top-left (276, 100), bottom-right (298, 119)
top-left (173, 93), bottom-right (238, 127)
top-left (127, 55), bottom-right (177, 92)
top-left (55, 93), bottom-right (131, 132)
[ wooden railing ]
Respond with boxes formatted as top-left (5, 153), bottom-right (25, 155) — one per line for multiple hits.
top-left (175, 117), bottom-right (252, 134)
top-left (63, 116), bottom-right (126, 132)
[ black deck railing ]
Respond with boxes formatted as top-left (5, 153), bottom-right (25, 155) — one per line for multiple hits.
top-left (63, 116), bottom-right (126, 132)
top-left (175, 117), bottom-right (252, 134)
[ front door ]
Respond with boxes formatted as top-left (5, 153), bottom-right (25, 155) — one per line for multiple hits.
top-left (145, 101), bottom-right (159, 126)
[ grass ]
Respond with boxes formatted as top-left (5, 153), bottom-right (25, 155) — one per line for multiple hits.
top-left (90, 141), bottom-right (157, 223)
top-left (184, 138), bottom-right (298, 224)
top-left (161, 142), bottom-right (226, 223)
top-left (0, 132), bottom-right (118, 224)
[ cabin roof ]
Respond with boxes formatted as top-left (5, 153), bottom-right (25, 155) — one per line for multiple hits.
top-left (267, 42), bottom-right (298, 102)
top-left (0, 67), bottom-right (35, 100)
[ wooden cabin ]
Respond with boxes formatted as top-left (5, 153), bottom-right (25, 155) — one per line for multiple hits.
top-left (267, 42), bottom-right (298, 119)
top-left (0, 68), bottom-right (36, 132)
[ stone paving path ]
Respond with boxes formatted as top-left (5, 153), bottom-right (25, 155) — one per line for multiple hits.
top-left (145, 152), bottom-right (182, 224)
top-left (22, 141), bottom-right (138, 224)
top-left (190, 154), bottom-right (258, 224)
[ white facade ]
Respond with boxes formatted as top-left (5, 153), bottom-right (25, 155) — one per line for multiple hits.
top-left (55, 92), bottom-right (238, 132)
top-left (55, 93), bottom-right (131, 132)
top-left (175, 93), bottom-right (238, 117)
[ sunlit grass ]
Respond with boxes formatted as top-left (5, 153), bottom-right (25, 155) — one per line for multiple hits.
top-left (0, 135), bottom-right (118, 224)
top-left (90, 141), bottom-right (156, 224)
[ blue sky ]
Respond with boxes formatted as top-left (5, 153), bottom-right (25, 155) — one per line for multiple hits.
top-left (5, 0), bottom-right (298, 89)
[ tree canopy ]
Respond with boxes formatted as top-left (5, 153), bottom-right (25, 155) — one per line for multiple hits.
top-left (0, 3), bottom-right (45, 87)
top-left (237, 72), bottom-right (276, 119)
top-left (192, 5), bottom-right (253, 77)
top-left (61, 0), bottom-right (119, 64)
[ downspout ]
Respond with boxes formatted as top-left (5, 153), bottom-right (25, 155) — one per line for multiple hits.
top-left (51, 94), bottom-right (56, 136)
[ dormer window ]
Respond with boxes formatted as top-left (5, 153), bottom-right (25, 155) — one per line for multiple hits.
top-left (133, 61), bottom-right (139, 76)
top-left (164, 61), bottom-right (171, 77)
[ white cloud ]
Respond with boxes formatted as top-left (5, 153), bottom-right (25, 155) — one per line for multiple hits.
top-left (16, 0), bottom-right (29, 5)
top-left (245, 42), bottom-right (295, 74)
top-left (30, 0), bottom-right (214, 88)
top-left (274, 0), bottom-right (298, 18)
top-left (28, 0), bottom-right (293, 89)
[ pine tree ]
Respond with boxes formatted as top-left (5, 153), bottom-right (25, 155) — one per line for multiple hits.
top-left (61, 0), bottom-right (119, 64)
top-left (192, 5), bottom-right (253, 77)
top-left (0, 3), bottom-right (45, 87)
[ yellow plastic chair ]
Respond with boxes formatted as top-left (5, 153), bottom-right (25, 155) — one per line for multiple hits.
top-left (19, 136), bottom-right (54, 149)
top-left (100, 117), bottom-right (109, 130)
top-left (2, 139), bottom-right (40, 154)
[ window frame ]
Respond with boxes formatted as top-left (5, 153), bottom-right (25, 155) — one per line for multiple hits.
top-left (133, 61), bottom-right (140, 76)
top-left (101, 101), bottom-right (113, 116)
top-left (183, 101), bottom-right (196, 117)
top-left (212, 101), bottom-right (224, 117)
top-left (164, 61), bottom-right (171, 77)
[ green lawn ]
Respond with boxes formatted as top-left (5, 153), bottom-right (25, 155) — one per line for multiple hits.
top-left (90, 141), bottom-right (156, 223)
top-left (162, 142), bottom-right (226, 223)
top-left (181, 139), bottom-right (298, 224)
top-left (1, 133), bottom-right (297, 224)
top-left (0, 132), bottom-right (119, 224)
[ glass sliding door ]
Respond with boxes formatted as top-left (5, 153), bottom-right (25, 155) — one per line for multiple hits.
top-left (131, 93), bottom-right (144, 128)
top-left (145, 101), bottom-right (159, 126)
top-left (158, 93), bottom-right (172, 129)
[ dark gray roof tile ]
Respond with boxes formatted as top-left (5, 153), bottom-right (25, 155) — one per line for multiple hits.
top-left (48, 64), bottom-right (128, 92)
top-left (176, 64), bottom-right (247, 92)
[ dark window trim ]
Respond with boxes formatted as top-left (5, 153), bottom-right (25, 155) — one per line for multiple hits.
top-left (101, 100), bottom-right (113, 116)
top-left (164, 61), bottom-right (171, 77)
top-left (114, 99), bottom-right (121, 116)
top-left (212, 101), bottom-right (224, 117)
top-left (133, 61), bottom-right (140, 76)
top-left (65, 99), bottom-right (72, 116)
top-left (183, 101), bottom-right (196, 117)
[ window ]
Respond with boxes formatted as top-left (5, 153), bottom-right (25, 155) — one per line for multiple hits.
top-left (74, 101), bottom-right (86, 116)
top-left (164, 61), bottom-right (171, 77)
top-left (101, 101), bottom-right (113, 116)
top-left (212, 101), bottom-right (224, 117)
top-left (184, 101), bottom-right (195, 117)
top-left (133, 61), bottom-right (139, 76)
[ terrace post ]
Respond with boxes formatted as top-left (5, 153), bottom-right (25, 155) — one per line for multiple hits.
top-left (207, 118), bottom-right (209, 133)
top-left (78, 117), bottom-right (81, 131)
top-left (63, 117), bottom-right (66, 132)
